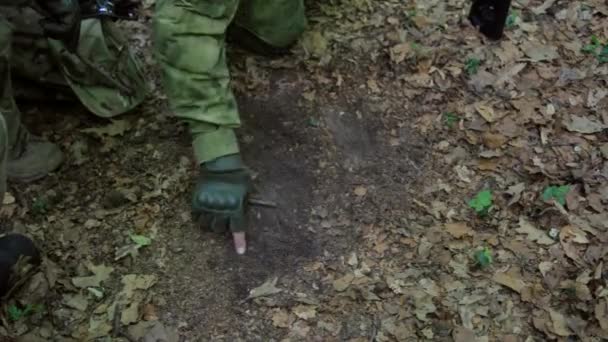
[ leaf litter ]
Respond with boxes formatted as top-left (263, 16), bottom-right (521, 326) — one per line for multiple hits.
top-left (6, 0), bottom-right (608, 340)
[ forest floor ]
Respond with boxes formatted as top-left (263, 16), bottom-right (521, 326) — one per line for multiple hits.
top-left (2, 0), bottom-right (608, 341)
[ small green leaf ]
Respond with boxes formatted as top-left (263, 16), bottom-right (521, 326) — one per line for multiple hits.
top-left (598, 45), bottom-right (608, 63)
top-left (582, 43), bottom-right (599, 54)
top-left (130, 234), bottom-right (152, 247)
top-left (542, 185), bottom-right (570, 206)
top-left (8, 305), bottom-right (24, 321)
top-left (307, 117), bottom-right (320, 127)
top-left (442, 112), bottom-right (459, 128)
top-left (474, 247), bottom-right (493, 267)
top-left (87, 287), bottom-right (104, 299)
top-left (32, 198), bottom-right (48, 215)
top-left (465, 58), bottom-right (481, 75)
top-left (506, 11), bottom-right (519, 28)
top-left (468, 190), bottom-right (493, 216)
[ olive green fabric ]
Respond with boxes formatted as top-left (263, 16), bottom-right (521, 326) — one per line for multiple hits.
top-left (0, 115), bottom-right (7, 206)
top-left (0, 14), bottom-right (26, 158)
top-left (234, 0), bottom-right (307, 49)
top-left (154, 0), bottom-right (306, 164)
top-left (48, 19), bottom-right (148, 117)
top-left (0, 17), bottom-right (9, 203)
top-left (0, 4), bottom-right (147, 138)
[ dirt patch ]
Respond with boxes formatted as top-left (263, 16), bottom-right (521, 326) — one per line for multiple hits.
top-left (139, 66), bottom-right (428, 339)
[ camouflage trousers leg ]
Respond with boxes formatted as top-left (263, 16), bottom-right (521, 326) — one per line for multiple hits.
top-left (0, 15), bottom-right (27, 160)
top-left (1, 5), bottom-right (147, 119)
top-left (0, 17), bottom-right (13, 202)
top-left (153, 0), bottom-right (306, 164)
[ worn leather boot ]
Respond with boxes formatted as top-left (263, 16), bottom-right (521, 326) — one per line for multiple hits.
top-left (7, 133), bottom-right (64, 183)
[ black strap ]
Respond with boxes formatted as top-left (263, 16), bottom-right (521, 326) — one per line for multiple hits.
top-left (80, 0), bottom-right (139, 20)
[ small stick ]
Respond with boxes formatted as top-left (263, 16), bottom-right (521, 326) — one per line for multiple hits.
top-left (248, 198), bottom-right (277, 208)
top-left (112, 304), bottom-right (122, 338)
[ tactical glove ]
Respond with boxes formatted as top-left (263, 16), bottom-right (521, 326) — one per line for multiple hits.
top-left (192, 154), bottom-right (251, 234)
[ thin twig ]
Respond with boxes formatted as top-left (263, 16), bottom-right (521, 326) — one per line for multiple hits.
top-left (369, 315), bottom-right (379, 342)
top-left (113, 303), bottom-right (122, 338)
top-left (2, 262), bottom-right (40, 301)
top-left (248, 198), bottom-right (278, 208)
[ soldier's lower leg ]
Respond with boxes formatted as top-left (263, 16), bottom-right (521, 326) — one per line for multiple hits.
top-left (230, 0), bottom-right (306, 55)
top-left (469, 0), bottom-right (512, 40)
top-left (0, 16), bottom-right (63, 182)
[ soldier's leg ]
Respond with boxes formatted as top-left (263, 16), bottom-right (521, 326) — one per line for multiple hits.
top-left (154, 0), bottom-right (251, 249)
top-left (154, 0), bottom-right (242, 162)
top-left (0, 14), bottom-right (63, 183)
top-left (0, 115), bottom-right (7, 205)
top-left (0, 16), bottom-right (26, 158)
top-left (231, 0), bottom-right (306, 53)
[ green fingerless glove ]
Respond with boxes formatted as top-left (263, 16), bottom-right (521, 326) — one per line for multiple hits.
top-left (192, 154), bottom-right (251, 233)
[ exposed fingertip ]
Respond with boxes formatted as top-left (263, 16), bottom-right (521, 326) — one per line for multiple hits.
top-left (233, 232), bottom-right (247, 255)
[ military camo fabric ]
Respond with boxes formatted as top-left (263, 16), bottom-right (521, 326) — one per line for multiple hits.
top-left (0, 2), bottom-right (146, 200)
top-left (154, 0), bottom-right (307, 164)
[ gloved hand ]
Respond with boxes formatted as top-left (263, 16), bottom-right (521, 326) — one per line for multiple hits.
top-left (39, 0), bottom-right (81, 51)
top-left (193, 154), bottom-right (251, 254)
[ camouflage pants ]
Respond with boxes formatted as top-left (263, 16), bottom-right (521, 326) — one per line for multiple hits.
top-left (0, 6), bottom-right (147, 152)
top-left (154, 0), bottom-right (307, 164)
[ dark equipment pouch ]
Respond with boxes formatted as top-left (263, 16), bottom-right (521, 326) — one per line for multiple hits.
top-left (469, 0), bottom-right (511, 40)
top-left (80, 0), bottom-right (139, 20)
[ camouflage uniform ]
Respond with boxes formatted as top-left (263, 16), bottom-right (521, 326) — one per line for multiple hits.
top-left (0, 4), bottom-right (147, 198)
top-left (153, 0), bottom-right (307, 164)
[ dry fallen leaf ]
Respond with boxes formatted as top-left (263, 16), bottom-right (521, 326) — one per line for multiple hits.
top-left (445, 223), bottom-right (474, 239)
top-left (506, 183), bottom-right (525, 206)
top-left (291, 320), bottom-right (311, 338)
top-left (354, 186), bottom-right (368, 196)
top-left (564, 115), bottom-right (606, 134)
top-left (142, 304), bottom-right (159, 321)
top-left (88, 315), bottom-right (113, 339)
top-left (271, 309), bottom-right (291, 328)
top-left (539, 261), bottom-right (554, 277)
top-left (493, 270), bottom-right (527, 294)
top-left (128, 322), bottom-right (179, 342)
top-left (482, 132), bottom-right (508, 149)
top-left (121, 301), bottom-right (140, 325)
top-left (596, 298), bottom-right (608, 330)
top-left (523, 42), bottom-right (559, 62)
top-left (548, 309), bottom-right (573, 337)
top-left (560, 226), bottom-right (587, 266)
top-left (453, 326), bottom-right (478, 342)
top-left (390, 43), bottom-right (412, 63)
top-left (475, 102), bottom-right (501, 123)
top-left (560, 225), bottom-right (589, 244)
top-left (516, 217), bottom-right (555, 245)
top-left (301, 30), bottom-right (328, 58)
top-left (412, 290), bottom-right (437, 321)
top-left (120, 274), bottom-right (158, 299)
top-left (293, 305), bottom-right (317, 320)
top-left (72, 264), bottom-right (114, 288)
top-left (333, 274), bottom-right (354, 292)
top-left (63, 294), bottom-right (89, 312)
top-left (248, 277), bottom-right (282, 299)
